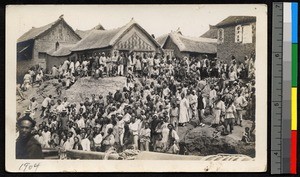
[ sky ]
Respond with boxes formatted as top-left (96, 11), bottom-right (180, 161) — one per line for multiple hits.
top-left (7, 4), bottom-right (266, 39)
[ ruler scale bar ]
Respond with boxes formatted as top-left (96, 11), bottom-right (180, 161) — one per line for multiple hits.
top-left (271, 2), bottom-right (284, 174)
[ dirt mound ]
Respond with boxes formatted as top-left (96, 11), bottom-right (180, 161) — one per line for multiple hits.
top-left (180, 121), bottom-right (255, 157)
top-left (63, 77), bottom-right (127, 103)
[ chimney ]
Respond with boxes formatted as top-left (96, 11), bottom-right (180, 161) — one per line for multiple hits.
top-left (59, 14), bottom-right (64, 19)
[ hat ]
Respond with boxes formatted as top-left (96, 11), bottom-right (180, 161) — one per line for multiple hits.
top-left (117, 114), bottom-right (123, 118)
top-left (24, 109), bottom-right (31, 114)
top-left (17, 115), bottom-right (36, 127)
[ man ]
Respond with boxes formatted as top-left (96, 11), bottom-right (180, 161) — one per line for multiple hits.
top-left (16, 116), bottom-right (44, 159)
top-left (117, 52), bottom-right (125, 76)
top-left (41, 95), bottom-right (52, 118)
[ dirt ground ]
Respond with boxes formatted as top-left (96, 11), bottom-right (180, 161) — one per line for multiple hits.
top-left (16, 77), bottom-right (255, 157)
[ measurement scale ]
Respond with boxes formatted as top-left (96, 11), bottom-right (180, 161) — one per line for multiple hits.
top-left (271, 2), bottom-right (298, 174)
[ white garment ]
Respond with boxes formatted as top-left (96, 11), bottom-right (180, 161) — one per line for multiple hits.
top-left (81, 138), bottom-right (91, 151)
top-left (42, 97), bottom-right (51, 108)
top-left (94, 134), bottom-right (103, 146)
top-left (179, 98), bottom-right (189, 123)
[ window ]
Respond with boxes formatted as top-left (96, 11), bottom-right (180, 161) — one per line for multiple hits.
top-left (217, 28), bottom-right (224, 44)
top-left (242, 25), bottom-right (253, 44)
top-left (235, 25), bottom-right (243, 43)
top-left (235, 24), bottom-right (253, 44)
top-left (38, 52), bottom-right (46, 59)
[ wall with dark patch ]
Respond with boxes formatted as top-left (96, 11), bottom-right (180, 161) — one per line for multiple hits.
top-left (17, 58), bottom-right (45, 83)
top-left (216, 22), bottom-right (256, 63)
top-left (46, 53), bottom-right (77, 72)
top-left (33, 21), bottom-right (80, 60)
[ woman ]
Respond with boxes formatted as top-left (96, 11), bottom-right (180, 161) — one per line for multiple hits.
top-left (212, 95), bottom-right (225, 127)
top-left (179, 93), bottom-right (189, 126)
top-left (73, 136), bottom-right (83, 150)
top-left (101, 128), bottom-right (115, 152)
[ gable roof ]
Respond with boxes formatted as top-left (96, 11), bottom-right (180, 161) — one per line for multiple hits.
top-left (214, 16), bottom-right (256, 28)
top-left (17, 16), bottom-right (81, 43)
top-left (162, 32), bottom-right (217, 54)
top-left (47, 43), bottom-right (75, 57)
top-left (156, 33), bottom-right (169, 47)
top-left (71, 19), bottom-right (162, 52)
top-left (200, 25), bottom-right (218, 39)
top-left (75, 24), bottom-right (105, 39)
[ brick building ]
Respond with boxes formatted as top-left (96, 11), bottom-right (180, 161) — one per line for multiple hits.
top-left (201, 16), bottom-right (256, 63)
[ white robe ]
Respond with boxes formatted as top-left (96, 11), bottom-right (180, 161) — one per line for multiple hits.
top-left (179, 98), bottom-right (189, 123)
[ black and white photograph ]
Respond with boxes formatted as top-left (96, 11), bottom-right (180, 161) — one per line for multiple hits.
top-left (6, 4), bottom-right (268, 172)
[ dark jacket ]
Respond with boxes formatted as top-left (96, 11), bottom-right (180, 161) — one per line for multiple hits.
top-left (16, 135), bottom-right (44, 159)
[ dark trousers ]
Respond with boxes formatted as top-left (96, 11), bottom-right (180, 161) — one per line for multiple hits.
top-left (40, 106), bottom-right (47, 118)
top-left (224, 118), bottom-right (234, 133)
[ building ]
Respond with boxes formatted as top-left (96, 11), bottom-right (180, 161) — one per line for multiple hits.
top-left (17, 15), bottom-right (81, 82)
top-left (201, 16), bottom-right (256, 62)
top-left (156, 31), bottom-right (217, 59)
top-left (75, 24), bottom-right (105, 39)
top-left (71, 19), bottom-right (163, 59)
top-left (45, 43), bottom-right (76, 72)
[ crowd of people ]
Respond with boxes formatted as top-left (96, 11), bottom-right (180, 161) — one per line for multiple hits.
top-left (17, 51), bottom-right (256, 159)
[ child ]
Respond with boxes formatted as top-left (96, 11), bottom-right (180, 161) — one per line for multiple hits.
top-left (169, 103), bottom-right (179, 132)
top-left (154, 133), bottom-right (165, 152)
top-left (241, 127), bottom-right (251, 144)
top-left (167, 137), bottom-right (179, 154)
top-left (139, 122), bottom-right (151, 151)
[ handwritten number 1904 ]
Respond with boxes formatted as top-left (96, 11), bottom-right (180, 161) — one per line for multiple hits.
top-left (19, 163), bottom-right (40, 172)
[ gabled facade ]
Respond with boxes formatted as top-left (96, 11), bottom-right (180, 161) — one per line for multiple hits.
top-left (71, 19), bottom-right (163, 60)
top-left (17, 15), bottom-right (81, 82)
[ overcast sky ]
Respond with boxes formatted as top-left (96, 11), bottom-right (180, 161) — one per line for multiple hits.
top-left (8, 4), bottom-right (266, 39)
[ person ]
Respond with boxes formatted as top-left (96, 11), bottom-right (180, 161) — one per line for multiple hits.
top-left (166, 124), bottom-right (179, 152)
top-left (128, 117), bottom-right (140, 150)
top-left (22, 71), bottom-right (32, 91)
top-left (179, 93), bottom-right (189, 126)
top-left (29, 97), bottom-right (38, 119)
top-left (73, 136), bottom-right (83, 150)
top-left (117, 52), bottom-right (125, 76)
top-left (234, 92), bottom-right (248, 126)
top-left (224, 99), bottom-right (236, 134)
top-left (80, 132), bottom-right (91, 151)
top-left (16, 84), bottom-right (25, 100)
top-left (212, 95), bottom-right (225, 127)
top-left (101, 128), bottom-right (115, 152)
top-left (169, 103), bottom-right (179, 131)
top-left (40, 95), bottom-right (52, 118)
top-left (16, 116), bottom-right (44, 159)
top-left (241, 127), bottom-right (252, 144)
top-left (94, 127), bottom-right (103, 151)
top-left (139, 122), bottom-right (151, 151)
